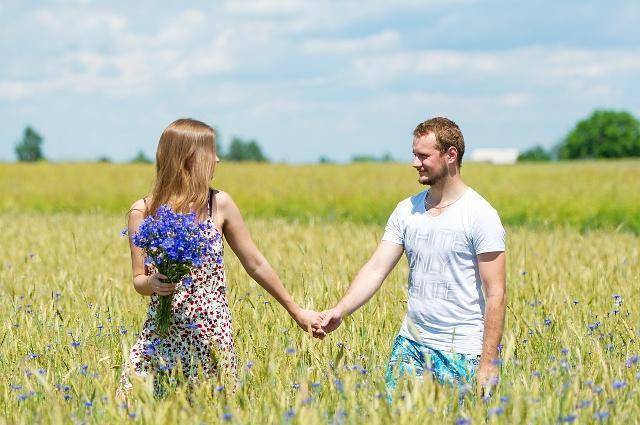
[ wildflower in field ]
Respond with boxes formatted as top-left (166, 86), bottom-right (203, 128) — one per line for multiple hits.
top-left (222, 413), bottom-right (233, 421)
top-left (625, 355), bottom-right (638, 368)
top-left (455, 418), bottom-right (471, 425)
top-left (488, 406), bottom-right (504, 416)
top-left (544, 318), bottom-right (552, 326)
top-left (612, 380), bottom-right (626, 389)
top-left (577, 399), bottom-right (591, 409)
top-left (560, 413), bottom-right (577, 423)
top-left (561, 348), bottom-right (569, 355)
top-left (84, 400), bottom-right (93, 408)
top-left (593, 411), bottom-right (609, 420)
top-left (71, 341), bottom-right (80, 348)
top-left (285, 347), bottom-right (296, 355)
top-left (284, 409), bottom-right (295, 420)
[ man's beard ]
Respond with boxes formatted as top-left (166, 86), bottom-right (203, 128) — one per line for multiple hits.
top-left (420, 164), bottom-right (448, 186)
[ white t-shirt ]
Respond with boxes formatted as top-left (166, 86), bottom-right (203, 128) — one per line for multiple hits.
top-left (382, 187), bottom-right (505, 355)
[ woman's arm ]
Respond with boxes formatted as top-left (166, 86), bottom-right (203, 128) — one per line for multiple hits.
top-left (127, 199), bottom-right (174, 296)
top-left (216, 191), bottom-right (322, 334)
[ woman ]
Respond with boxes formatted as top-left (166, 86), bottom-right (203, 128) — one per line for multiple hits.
top-left (118, 118), bottom-right (323, 397)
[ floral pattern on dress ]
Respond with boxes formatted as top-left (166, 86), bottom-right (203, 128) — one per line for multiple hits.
top-left (119, 216), bottom-right (237, 395)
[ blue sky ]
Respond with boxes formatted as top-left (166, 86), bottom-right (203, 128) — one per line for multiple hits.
top-left (1, 0), bottom-right (639, 162)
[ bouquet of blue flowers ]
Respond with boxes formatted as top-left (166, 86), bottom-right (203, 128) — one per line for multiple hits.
top-left (125, 205), bottom-right (213, 337)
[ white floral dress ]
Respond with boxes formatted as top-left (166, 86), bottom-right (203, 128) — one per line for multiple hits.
top-left (119, 190), bottom-right (237, 394)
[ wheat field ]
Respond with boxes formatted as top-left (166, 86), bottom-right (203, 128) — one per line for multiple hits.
top-left (2, 162), bottom-right (639, 424)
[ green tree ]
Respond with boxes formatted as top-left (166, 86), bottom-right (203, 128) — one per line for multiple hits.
top-left (518, 145), bottom-right (551, 162)
top-left (226, 137), bottom-right (268, 162)
top-left (558, 110), bottom-right (640, 159)
top-left (15, 126), bottom-right (45, 162)
top-left (131, 150), bottom-right (153, 164)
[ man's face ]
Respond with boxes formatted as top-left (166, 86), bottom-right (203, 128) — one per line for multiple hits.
top-left (411, 133), bottom-right (448, 186)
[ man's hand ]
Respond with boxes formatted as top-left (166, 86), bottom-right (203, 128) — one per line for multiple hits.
top-left (311, 307), bottom-right (344, 339)
top-left (476, 361), bottom-right (499, 397)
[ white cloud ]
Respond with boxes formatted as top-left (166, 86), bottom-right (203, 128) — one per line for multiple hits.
top-left (302, 30), bottom-right (400, 54)
top-left (352, 47), bottom-right (640, 89)
top-left (34, 8), bottom-right (126, 35)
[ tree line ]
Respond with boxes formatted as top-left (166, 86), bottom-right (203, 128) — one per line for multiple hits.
top-left (13, 109), bottom-right (640, 163)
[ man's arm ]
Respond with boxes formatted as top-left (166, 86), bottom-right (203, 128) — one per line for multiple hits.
top-left (317, 241), bottom-right (404, 336)
top-left (476, 251), bottom-right (506, 389)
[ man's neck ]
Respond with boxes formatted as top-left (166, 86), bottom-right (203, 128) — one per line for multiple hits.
top-left (427, 176), bottom-right (468, 204)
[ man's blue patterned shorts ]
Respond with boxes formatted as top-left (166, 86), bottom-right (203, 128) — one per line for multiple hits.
top-left (385, 335), bottom-right (480, 395)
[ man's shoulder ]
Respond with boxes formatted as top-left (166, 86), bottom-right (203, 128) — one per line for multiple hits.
top-left (394, 190), bottom-right (428, 212)
top-left (465, 188), bottom-right (498, 212)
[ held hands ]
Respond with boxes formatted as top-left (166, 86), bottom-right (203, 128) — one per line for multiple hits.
top-left (292, 306), bottom-right (345, 339)
top-left (301, 306), bottom-right (344, 340)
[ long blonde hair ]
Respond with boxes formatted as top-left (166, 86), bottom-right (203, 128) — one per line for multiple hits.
top-left (146, 118), bottom-right (217, 218)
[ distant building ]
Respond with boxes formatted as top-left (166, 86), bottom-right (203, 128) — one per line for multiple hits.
top-left (469, 148), bottom-right (519, 165)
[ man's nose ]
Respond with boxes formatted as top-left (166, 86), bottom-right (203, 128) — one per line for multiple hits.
top-left (411, 156), bottom-right (421, 167)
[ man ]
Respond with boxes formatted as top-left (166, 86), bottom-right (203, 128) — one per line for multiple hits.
top-left (314, 117), bottom-right (506, 395)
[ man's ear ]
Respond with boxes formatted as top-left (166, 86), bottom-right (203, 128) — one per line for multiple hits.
top-left (447, 146), bottom-right (458, 164)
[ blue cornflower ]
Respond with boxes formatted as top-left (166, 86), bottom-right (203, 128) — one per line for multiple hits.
top-left (285, 347), bottom-right (296, 355)
top-left (222, 413), bottom-right (233, 421)
top-left (626, 355), bottom-right (638, 368)
top-left (560, 413), bottom-right (577, 423)
top-left (284, 409), bottom-right (295, 420)
top-left (182, 277), bottom-right (193, 288)
top-left (577, 399), bottom-right (591, 409)
top-left (292, 383), bottom-right (300, 390)
top-left (532, 371), bottom-right (541, 378)
top-left (561, 348), bottom-right (569, 355)
top-left (593, 411), bottom-right (609, 421)
top-left (488, 406), bottom-right (504, 416)
top-left (27, 353), bottom-right (39, 360)
top-left (84, 400), bottom-right (93, 408)
top-left (71, 341), bottom-right (80, 348)
top-left (11, 384), bottom-right (22, 391)
top-left (544, 318), bottom-right (552, 326)
top-left (455, 418), bottom-right (471, 425)
top-left (612, 380), bottom-right (626, 389)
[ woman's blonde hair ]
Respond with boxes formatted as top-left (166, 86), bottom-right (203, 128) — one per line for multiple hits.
top-left (146, 118), bottom-right (217, 218)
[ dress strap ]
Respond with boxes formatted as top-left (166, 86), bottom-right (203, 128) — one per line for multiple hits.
top-left (208, 188), bottom-right (218, 228)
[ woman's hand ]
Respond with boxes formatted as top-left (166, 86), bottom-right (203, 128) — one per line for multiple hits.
top-left (147, 273), bottom-right (177, 296)
top-left (293, 308), bottom-right (326, 338)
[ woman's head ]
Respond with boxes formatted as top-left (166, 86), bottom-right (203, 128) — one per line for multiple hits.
top-left (147, 118), bottom-right (218, 217)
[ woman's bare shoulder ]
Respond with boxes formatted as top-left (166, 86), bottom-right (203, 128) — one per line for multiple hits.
top-left (129, 198), bottom-right (147, 218)
top-left (212, 189), bottom-right (232, 207)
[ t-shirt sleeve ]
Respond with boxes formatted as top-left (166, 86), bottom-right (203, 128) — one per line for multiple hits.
top-left (382, 203), bottom-right (405, 245)
top-left (471, 206), bottom-right (506, 254)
